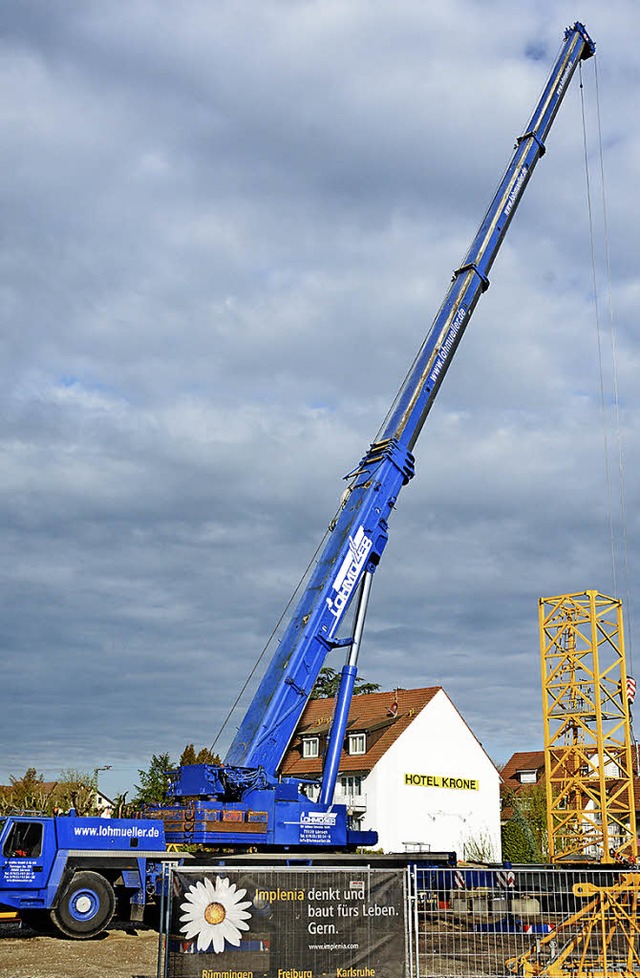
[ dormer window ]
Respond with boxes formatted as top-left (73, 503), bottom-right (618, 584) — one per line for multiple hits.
top-left (517, 769), bottom-right (537, 784)
top-left (302, 736), bottom-right (319, 759)
top-left (348, 733), bottom-right (366, 756)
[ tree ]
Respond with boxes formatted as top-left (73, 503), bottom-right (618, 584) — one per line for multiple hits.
top-left (2, 767), bottom-right (51, 813)
top-left (180, 744), bottom-right (197, 766)
top-left (134, 752), bottom-right (175, 805)
top-left (310, 667), bottom-right (380, 699)
top-left (463, 828), bottom-right (499, 863)
top-left (195, 746), bottom-right (222, 764)
top-left (179, 744), bottom-right (222, 766)
top-left (501, 784), bottom-right (548, 863)
top-left (0, 767), bottom-right (106, 817)
top-left (502, 818), bottom-right (536, 864)
top-left (54, 768), bottom-right (98, 816)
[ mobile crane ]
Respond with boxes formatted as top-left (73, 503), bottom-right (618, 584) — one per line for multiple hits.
top-left (152, 22), bottom-right (596, 848)
top-left (0, 23), bottom-right (595, 938)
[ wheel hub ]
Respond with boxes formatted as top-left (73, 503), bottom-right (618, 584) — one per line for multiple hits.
top-left (69, 889), bottom-right (98, 921)
top-left (74, 895), bottom-right (93, 915)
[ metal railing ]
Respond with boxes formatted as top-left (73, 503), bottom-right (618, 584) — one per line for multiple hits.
top-left (334, 788), bottom-right (367, 810)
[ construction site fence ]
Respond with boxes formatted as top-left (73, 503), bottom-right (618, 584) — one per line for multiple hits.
top-left (409, 863), bottom-right (640, 977)
top-left (156, 862), bottom-right (640, 977)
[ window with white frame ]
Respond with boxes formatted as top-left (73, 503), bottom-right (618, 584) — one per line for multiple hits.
top-left (347, 733), bottom-right (366, 755)
top-left (339, 774), bottom-right (363, 796)
top-left (302, 736), bottom-right (319, 759)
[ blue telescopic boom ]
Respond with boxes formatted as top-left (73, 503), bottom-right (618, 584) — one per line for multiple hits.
top-left (225, 23), bottom-right (595, 799)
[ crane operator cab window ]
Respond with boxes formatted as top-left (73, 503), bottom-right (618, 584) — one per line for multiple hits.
top-left (3, 821), bottom-right (43, 859)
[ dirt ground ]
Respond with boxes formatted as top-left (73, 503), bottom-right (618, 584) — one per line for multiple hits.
top-left (0, 923), bottom-right (159, 978)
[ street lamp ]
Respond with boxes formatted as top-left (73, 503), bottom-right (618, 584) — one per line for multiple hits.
top-left (93, 765), bottom-right (112, 792)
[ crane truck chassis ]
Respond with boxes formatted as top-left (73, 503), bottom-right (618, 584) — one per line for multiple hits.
top-left (0, 24), bottom-right (598, 939)
top-left (0, 811), bottom-right (182, 938)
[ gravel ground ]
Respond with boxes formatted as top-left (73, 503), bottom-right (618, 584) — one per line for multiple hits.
top-left (0, 925), bottom-right (159, 978)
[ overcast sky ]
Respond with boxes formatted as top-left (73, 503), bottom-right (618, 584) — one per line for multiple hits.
top-left (1, 1), bottom-right (638, 802)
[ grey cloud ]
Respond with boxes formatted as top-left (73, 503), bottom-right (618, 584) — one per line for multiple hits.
top-left (0, 2), bottom-right (638, 798)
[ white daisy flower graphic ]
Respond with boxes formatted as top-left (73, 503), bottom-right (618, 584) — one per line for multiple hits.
top-left (179, 876), bottom-right (252, 953)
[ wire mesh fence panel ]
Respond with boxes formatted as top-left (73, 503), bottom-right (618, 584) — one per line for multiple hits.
top-left (409, 865), bottom-right (640, 978)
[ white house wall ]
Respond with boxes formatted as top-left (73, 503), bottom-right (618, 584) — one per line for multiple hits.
top-left (361, 690), bottom-right (501, 860)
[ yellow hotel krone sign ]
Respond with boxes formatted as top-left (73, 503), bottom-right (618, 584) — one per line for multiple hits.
top-left (404, 773), bottom-right (479, 791)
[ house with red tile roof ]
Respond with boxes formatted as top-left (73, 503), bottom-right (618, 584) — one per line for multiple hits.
top-left (499, 751), bottom-right (547, 837)
top-left (280, 685), bottom-right (501, 859)
top-left (500, 751), bottom-right (546, 792)
top-left (500, 748), bottom-right (640, 858)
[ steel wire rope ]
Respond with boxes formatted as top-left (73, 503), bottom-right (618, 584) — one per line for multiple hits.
top-left (579, 62), bottom-right (618, 601)
top-left (593, 59), bottom-right (639, 774)
top-left (580, 62), bottom-right (638, 771)
top-left (209, 503), bottom-right (342, 756)
top-left (593, 56), bottom-right (634, 676)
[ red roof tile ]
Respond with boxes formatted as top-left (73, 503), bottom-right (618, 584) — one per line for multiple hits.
top-left (280, 686), bottom-right (441, 777)
top-left (501, 751), bottom-right (546, 788)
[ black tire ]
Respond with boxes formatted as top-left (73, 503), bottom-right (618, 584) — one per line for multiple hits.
top-left (50, 871), bottom-right (116, 939)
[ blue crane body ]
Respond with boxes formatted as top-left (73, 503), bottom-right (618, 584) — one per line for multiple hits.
top-left (0, 24), bottom-right (595, 939)
top-left (0, 812), bottom-right (181, 938)
top-left (155, 22), bottom-right (595, 847)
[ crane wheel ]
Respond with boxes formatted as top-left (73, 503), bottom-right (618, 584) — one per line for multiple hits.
top-left (50, 871), bottom-right (116, 939)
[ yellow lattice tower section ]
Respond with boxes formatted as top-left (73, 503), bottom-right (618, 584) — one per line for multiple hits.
top-left (506, 873), bottom-right (640, 976)
top-left (540, 590), bottom-right (637, 864)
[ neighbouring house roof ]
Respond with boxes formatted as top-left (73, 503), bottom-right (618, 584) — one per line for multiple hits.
top-left (96, 790), bottom-right (115, 806)
top-left (501, 748), bottom-right (640, 818)
top-left (501, 751), bottom-right (546, 791)
top-left (280, 686), bottom-right (443, 778)
top-left (598, 776), bottom-right (640, 811)
top-left (500, 751), bottom-right (546, 821)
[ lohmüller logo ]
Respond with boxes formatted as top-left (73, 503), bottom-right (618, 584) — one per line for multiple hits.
top-left (556, 61), bottom-right (573, 98)
top-left (428, 306), bottom-right (467, 388)
top-left (504, 164), bottom-right (528, 217)
top-left (326, 526), bottom-right (372, 624)
top-left (301, 811), bottom-right (338, 826)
